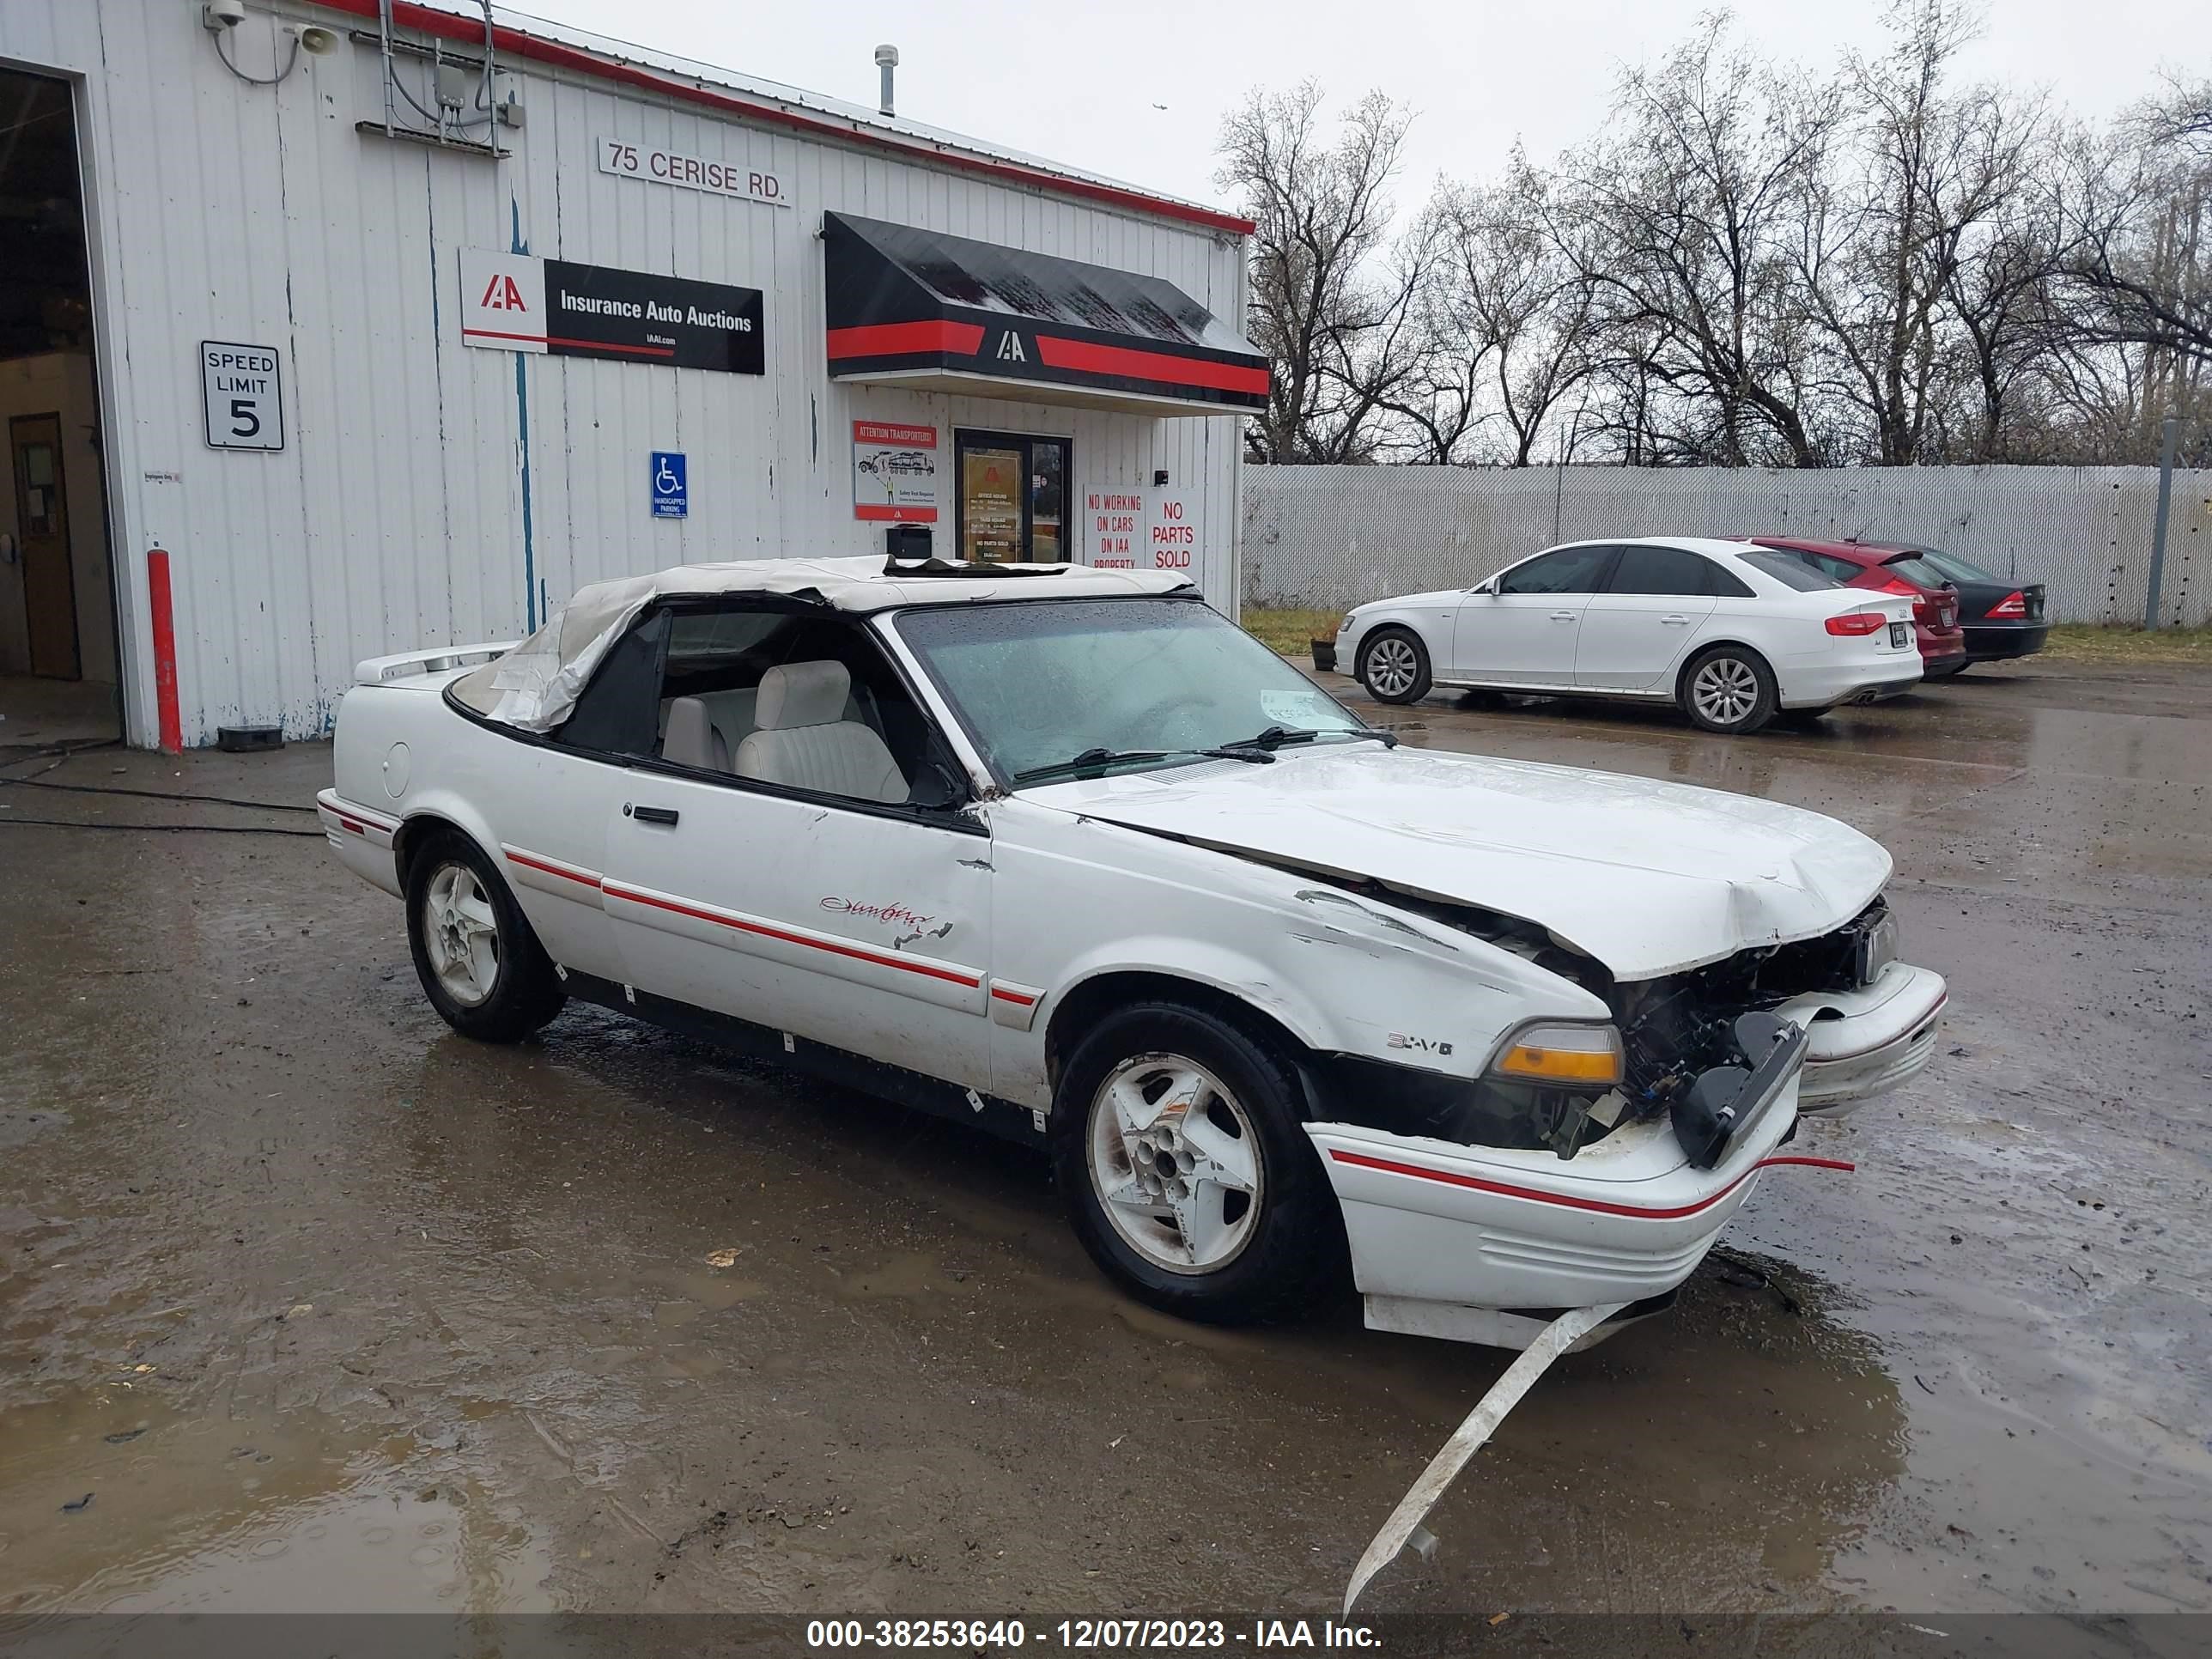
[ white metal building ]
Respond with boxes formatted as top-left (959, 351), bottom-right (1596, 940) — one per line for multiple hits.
top-left (0, 0), bottom-right (1262, 749)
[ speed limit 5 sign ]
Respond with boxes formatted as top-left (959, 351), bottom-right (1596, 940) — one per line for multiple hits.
top-left (201, 341), bottom-right (283, 451)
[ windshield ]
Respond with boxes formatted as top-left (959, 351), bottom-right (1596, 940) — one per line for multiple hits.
top-left (1907, 545), bottom-right (2002, 585)
top-left (894, 598), bottom-right (1368, 784)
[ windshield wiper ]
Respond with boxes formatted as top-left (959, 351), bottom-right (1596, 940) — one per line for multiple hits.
top-left (1212, 725), bottom-right (1318, 753)
top-left (1012, 747), bottom-right (1176, 784)
top-left (1210, 725), bottom-right (1400, 755)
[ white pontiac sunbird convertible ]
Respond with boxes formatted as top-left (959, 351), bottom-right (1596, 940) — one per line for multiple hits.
top-left (322, 556), bottom-right (1948, 1349)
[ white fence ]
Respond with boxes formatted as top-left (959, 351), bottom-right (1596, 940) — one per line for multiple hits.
top-left (1241, 465), bottom-right (2211, 625)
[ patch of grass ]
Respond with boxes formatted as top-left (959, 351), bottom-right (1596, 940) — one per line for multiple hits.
top-left (2038, 623), bottom-right (2212, 665)
top-left (1242, 606), bottom-right (1343, 659)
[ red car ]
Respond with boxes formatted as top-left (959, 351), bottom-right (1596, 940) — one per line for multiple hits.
top-left (1742, 538), bottom-right (1968, 678)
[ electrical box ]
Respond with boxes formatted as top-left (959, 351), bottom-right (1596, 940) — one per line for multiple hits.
top-left (434, 62), bottom-right (472, 112)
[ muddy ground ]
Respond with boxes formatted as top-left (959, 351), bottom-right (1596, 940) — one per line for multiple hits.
top-left (1, 657), bottom-right (2207, 1628)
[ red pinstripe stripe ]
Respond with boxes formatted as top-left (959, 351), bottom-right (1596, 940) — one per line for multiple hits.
top-left (604, 882), bottom-right (981, 989)
top-left (989, 987), bottom-right (1037, 1006)
top-left (1327, 1150), bottom-right (1853, 1220)
top-left (320, 796), bottom-right (398, 834)
top-left (504, 848), bottom-right (605, 890)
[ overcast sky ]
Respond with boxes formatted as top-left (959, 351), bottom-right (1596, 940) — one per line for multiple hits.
top-left (507, 0), bottom-right (2200, 213)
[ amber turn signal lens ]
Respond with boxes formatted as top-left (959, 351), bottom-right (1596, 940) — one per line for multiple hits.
top-left (1490, 1024), bottom-right (1625, 1086)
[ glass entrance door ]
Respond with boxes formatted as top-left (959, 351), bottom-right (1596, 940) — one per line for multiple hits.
top-left (956, 430), bottom-right (1069, 563)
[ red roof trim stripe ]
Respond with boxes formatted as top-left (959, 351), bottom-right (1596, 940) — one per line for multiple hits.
top-left (826, 320), bottom-right (988, 360)
top-left (313, 0), bottom-right (1255, 236)
top-left (1033, 335), bottom-right (1271, 396)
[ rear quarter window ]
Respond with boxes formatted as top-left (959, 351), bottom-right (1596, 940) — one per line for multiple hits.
top-left (1740, 550), bottom-right (1844, 592)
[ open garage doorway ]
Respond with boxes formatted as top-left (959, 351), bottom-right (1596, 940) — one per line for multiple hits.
top-left (0, 64), bottom-right (118, 752)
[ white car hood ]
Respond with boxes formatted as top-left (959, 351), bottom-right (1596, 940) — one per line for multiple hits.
top-left (1031, 745), bottom-right (1890, 980)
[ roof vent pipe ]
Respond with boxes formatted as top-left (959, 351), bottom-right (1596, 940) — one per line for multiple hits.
top-left (874, 44), bottom-right (898, 118)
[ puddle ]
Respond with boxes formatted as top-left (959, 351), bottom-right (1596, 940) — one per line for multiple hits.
top-left (0, 1392), bottom-right (551, 1613)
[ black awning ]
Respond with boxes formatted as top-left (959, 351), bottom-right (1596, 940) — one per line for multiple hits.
top-left (823, 212), bottom-right (1268, 416)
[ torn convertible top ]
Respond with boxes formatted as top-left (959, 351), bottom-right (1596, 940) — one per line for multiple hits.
top-left (450, 556), bottom-right (1190, 732)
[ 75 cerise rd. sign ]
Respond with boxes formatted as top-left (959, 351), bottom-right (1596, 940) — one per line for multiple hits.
top-left (599, 138), bottom-right (790, 210)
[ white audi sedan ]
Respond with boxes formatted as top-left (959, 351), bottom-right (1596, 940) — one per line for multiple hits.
top-left (1332, 537), bottom-right (1922, 733)
top-left (322, 556), bottom-right (1945, 1350)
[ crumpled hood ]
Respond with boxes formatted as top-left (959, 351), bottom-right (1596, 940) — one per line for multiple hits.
top-left (1030, 745), bottom-right (1891, 980)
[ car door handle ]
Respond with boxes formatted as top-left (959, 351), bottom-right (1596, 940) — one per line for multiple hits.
top-left (1660, 614), bottom-right (1692, 625)
top-left (628, 804), bottom-right (679, 827)
top-left (1549, 610), bottom-right (1577, 622)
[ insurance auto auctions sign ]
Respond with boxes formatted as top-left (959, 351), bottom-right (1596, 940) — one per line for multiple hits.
top-left (459, 248), bottom-right (764, 374)
top-left (852, 421), bottom-right (939, 523)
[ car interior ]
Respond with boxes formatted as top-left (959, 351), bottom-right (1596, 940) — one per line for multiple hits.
top-left (555, 604), bottom-right (947, 808)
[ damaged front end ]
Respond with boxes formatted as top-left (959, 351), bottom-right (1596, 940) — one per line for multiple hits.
top-left (1316, 894), bottom-right (1917, 1168)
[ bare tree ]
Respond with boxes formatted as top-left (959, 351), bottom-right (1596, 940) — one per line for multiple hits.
top-left (1216, 82), bottom-right (1419, 464)
top-left (1423, 165), bottom-right (1603, 465)
top-left (2060, 83), bottom-right (2212, 371)
top-left (1218, 24), bottom-right (2209, 469)
top-left (1557, 15), bottom-right (1845, 466)
top-left (1790, 2), bottom-right (2047, 464)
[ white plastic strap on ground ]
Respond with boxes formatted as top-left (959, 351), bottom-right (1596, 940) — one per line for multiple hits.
top-left (1342, 1300), bottom-right (1627, 1617)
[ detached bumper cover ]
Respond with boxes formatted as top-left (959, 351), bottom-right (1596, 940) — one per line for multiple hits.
top-left (1776, 960), bottom-right (1947, 1113)
top-left (1305, 1060), bottom-right (1803, 1324)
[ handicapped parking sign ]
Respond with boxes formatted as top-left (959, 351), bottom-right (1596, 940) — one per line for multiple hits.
top-left (650, 451), bottom-right (687, 519)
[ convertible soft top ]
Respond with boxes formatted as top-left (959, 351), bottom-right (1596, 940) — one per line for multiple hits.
top-left (453, 556), bottom-right (1190, 732)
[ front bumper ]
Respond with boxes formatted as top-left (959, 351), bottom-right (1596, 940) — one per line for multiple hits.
top-left (1304, 1055), bottom-right (1804, 1348)
top-left (1778, 960), bottom-right (1948, 1113)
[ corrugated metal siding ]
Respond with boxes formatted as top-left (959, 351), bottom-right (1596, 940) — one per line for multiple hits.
top-left (1, 0), bottom-right (1248, 743)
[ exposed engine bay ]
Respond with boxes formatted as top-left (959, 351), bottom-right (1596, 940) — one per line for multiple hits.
top-left (1314, 883), bottom-right (1895, 1162)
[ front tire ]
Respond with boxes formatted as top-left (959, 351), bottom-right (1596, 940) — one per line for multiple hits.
top-left (1358, 627), bottom-right (1431, 704)
top-left (404, 832), bottom-right (567, 1042)
top-left (1051, 1002), bottom-right (1343, 1325)
top-left (1680, 645), bottom-right (1779, 734)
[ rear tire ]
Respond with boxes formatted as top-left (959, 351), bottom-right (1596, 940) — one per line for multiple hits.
top-left (1358, 627), bottom-right (1431, 704)
top-left (404, 832), bottom-right (567, 1042)
top-left (1051, 1001), bottom-right (1342, 1326)
top-left (1680, 645), bottom-right (1779, 735)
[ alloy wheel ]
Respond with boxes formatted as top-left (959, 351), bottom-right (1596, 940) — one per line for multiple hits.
top-left (1087, 1053), bottom-right (1264, 1274)
top-left (1691, 656), bottom-right (1760, 727)
top-left (1364, 635), bottom-right (1419, 699)
top-left (422, 861), bottom-right (501, 1008)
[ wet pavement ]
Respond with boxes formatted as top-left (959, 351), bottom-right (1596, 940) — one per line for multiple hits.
top-left (1, 655), bottom-right (2207, 1623)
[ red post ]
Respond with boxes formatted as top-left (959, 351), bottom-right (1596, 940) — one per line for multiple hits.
top-left (147, 547), bottom-right (182, 754)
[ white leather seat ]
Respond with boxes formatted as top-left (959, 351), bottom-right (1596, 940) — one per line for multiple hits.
top-left (733, 661), bottom-right (908, 803)
top-left (661, 696), bottom-right (728, 771)
top-left (660, 689), bottom-right (762, 773)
